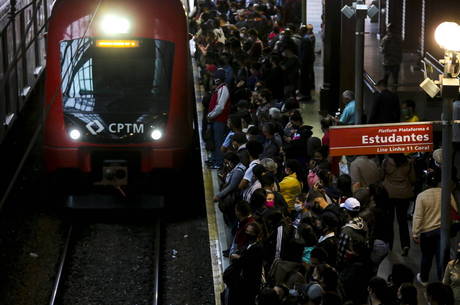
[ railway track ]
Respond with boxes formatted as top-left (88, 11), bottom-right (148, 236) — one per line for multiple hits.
top-left (49, 216), bottom-right (161, 305)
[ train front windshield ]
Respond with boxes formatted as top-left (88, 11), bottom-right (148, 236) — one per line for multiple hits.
top-left (60, 38), bottom-right (174, 114)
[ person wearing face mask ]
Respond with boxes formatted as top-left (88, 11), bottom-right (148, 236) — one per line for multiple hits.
top-left (336, 197), bottom-right (370, 270)
top-left (283, 111), bottom-right (313, 165)
top-left (243, 164), bottom-right (267, 202)
top-left (228, 221), bottom-right (264, 305)
top-left (266, 191), bottom-right (276, 208)
top-left (220, 114), bottom-right (243, 154)
top-left (260, 172), bottom-right (289, 216)
top-left (443, 243), bottom-right (460, 305)
top-left (207, 68), bottom-right (231, 169)
top-left (279, 159), bottom-right (304, 214)
top-left (401, 99), bottom-right (420, 122)
top-left (260, 122), bottom-right (283, 160)
top-left (231, 132), bottom-right (250, 167)
top-left (227, 200), bottom-right (255, 257)
top-left (247, 28), bottom-right (263, 59)
top-left (214, 152), bottom-right (246, 225)
top-left (317, 213), bottom-right (339, 267)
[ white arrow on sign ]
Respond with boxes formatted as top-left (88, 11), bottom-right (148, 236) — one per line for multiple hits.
top-left (86, 120), bottom-right (105, 135)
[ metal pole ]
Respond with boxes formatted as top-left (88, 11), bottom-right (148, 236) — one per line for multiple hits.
top-left (301, 0), bottom-right (307, 25)
top-left (354, 15), bottom-right (364, 124)
top-left (8, 0), bottom-right (17, 115)
top-left (440, 95), bottom-right (453, 273)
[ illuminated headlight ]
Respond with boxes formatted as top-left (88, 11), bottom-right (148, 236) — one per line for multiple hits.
top-left (100, 15), bottom-right (130, 34)
top-left (69, 129), bottom-right (81, 140)
top-left (151, 129), bottom-right (162, 140)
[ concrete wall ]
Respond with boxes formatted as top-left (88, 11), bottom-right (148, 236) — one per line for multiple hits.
top-left (307, 0), bottom-right (322, 33)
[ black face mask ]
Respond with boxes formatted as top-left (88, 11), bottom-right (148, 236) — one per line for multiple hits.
top-left (247, 234), bottom-right (257, 243)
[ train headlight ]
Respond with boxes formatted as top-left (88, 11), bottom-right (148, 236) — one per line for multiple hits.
top-left (100, 15), bottom-right (130, 34)
top-left (151, 129), bottom-right (162, 140)
top-left (69, 129), bottom-right (81, 140)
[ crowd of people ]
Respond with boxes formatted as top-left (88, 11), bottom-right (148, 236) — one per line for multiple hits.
top-left (190, 1), bottom-right (460, 305)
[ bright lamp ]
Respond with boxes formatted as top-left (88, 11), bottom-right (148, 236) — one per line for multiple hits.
top-left (100, 15), bottom-right (130, 34)
top-left (151, 129), bottom-right (162, 140)
top-left (69, 129), bottom-right (81, 140)
top-left (435, 22), bottom-right (460, 51)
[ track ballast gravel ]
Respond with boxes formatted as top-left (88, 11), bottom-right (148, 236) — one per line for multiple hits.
top-left (58, 223), bottom-right (156, 305)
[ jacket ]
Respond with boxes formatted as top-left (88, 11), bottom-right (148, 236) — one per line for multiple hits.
top-left (383, 158), bottom-right (415, 199)
top-left (208, 83), bottom-right (231, 122)
top-left (337, 217), bottom-right (369, 268)
top-left (279, 173), bottom-right (302, 211)
top-left (216, 163), bottom-right (246, 199)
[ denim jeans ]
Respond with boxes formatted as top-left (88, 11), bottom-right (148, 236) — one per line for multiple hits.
top-left (420, 228), bottom-right (442, 282)
top-left (212, 121), bottom-right (226, 166)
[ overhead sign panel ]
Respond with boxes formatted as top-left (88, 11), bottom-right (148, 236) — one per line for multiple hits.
top-left (329, 122), bottom-right (434, 156)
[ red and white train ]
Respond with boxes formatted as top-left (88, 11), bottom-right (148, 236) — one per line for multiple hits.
top-left (43, 0), bottom-right (194, 192)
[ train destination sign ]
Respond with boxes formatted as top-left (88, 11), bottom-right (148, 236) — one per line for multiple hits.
top-left (329, 122), bottom-right (434, 156)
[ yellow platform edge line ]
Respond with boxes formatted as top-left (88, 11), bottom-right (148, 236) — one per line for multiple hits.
top-left (192, 60), bottom-right (224, 305)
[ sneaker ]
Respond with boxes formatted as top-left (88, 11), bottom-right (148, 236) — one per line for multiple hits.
top-left (222, 249), bottom-right (230, 257)
top-left (401, 247), bottom-right (409, 256)
top-left (209, 164), bottom-right (222, 170)
top-left (416, 273), bottom-right (428, 287)
top-left (205, 160), bottom-right (214, 165)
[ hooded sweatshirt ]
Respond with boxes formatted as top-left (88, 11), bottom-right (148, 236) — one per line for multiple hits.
top-left (337, 217), bottom-right (369, 268)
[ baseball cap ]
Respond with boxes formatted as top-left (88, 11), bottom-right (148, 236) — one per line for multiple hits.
top-left (213, 68), bottom-right (226, 81)
top-left (340, 197), bottom-right (360, 211)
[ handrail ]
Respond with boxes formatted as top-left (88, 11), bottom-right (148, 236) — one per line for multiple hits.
top-left (0, 0), bottom-right (38, 30)
top-left (363, 70), bottom-right (378, 94)
top-left (0, 0), bottom-right (52, 143)
top-left (423, 52), bottom-right (444, 75)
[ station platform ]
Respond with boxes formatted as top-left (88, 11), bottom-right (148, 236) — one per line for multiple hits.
top-left (195, 22), bottom-right (443, 305)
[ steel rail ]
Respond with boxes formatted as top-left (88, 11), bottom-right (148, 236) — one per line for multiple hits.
top-left (49, 225), bottom-right (73, 305)
top-left (152, 216), bottom-right (161, 305)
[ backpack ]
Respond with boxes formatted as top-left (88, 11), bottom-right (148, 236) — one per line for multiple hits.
top-left (342, 224), bottom-right (370, 260)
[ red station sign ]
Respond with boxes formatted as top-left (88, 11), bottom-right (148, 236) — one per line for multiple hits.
top-left (329, 122), bottom-right (434, 156)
